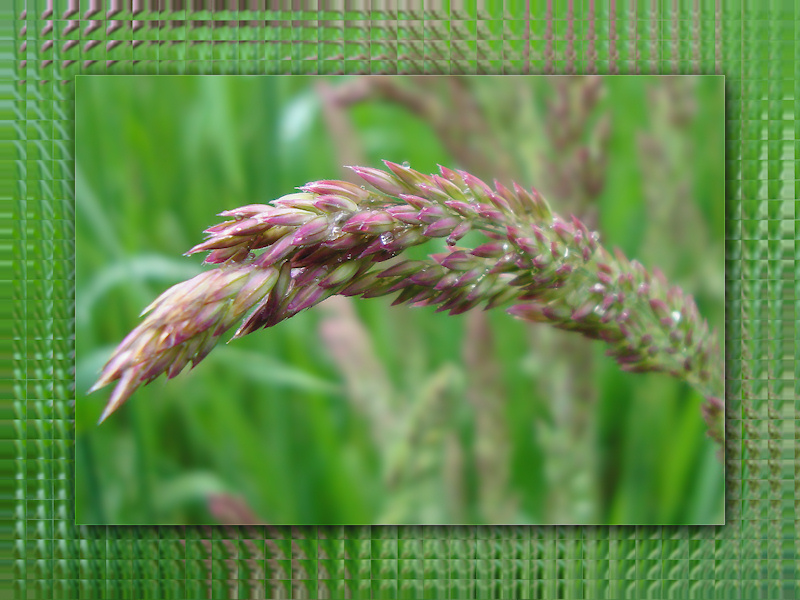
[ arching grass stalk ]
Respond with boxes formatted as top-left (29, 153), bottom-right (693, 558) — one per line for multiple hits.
top-left (89, 161), bottom-right (723, 447)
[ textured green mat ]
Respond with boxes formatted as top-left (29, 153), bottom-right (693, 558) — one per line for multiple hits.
top-left (2, 1), bottom-right (798, 598)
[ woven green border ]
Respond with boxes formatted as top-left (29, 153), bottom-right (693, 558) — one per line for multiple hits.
top-left (3, 1), bottom-right (796, 598)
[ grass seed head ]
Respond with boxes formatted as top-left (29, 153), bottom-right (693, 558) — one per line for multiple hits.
top-left (90, 162), bottom-right (722, 446)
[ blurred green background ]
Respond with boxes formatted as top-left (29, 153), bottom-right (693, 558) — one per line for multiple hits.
top-left (75, 75), bottom-right (724, 526)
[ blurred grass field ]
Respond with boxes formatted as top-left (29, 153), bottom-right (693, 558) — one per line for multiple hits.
top-left (75, 75), bottom-right (724, 525)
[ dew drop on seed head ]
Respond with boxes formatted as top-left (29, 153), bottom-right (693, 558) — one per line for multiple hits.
top-left (671, 310), bottom-right (681, 323)
top-left (329, 213), bottom-right (347, 239)
top-left (380, 232), bottom-right (394, 246)
top-left (402, 161), bottom-right (410, 168)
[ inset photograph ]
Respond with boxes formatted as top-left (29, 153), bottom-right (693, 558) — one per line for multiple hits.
top-left (75, 75), bottom-right (724, 525)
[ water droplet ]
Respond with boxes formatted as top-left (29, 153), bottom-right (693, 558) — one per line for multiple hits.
top-left (380, 232), bottom-right (394, 246)
top-left (589, 283), bottom-right (605, 294)
top-left (402, 161), bottom-right (410, 168)
top-left (671, 310), bottom-right (681, 323)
